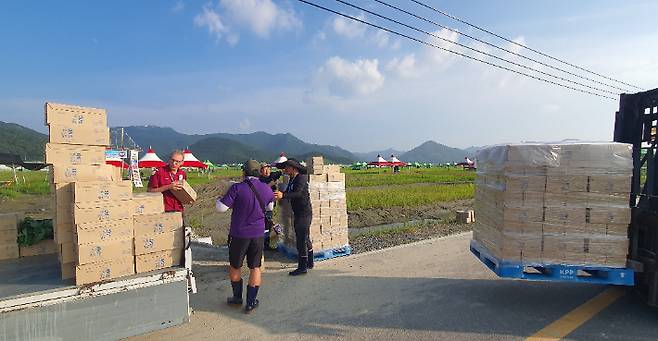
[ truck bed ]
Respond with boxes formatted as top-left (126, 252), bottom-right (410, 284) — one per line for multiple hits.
top-left (0, 255), bottom-right (190, 340)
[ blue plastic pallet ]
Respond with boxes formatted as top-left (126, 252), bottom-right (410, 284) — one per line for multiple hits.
top-left (470, 240), bottom-right (635, 286)
top-left (277, 243), bottom-right (352, 262)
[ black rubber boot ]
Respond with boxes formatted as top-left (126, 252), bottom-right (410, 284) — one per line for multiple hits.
top-left (289, 257), bottom-right (308, 276)
top-left (227, 279), bottom-right (243, 306)
top-left (244, 286), bottom-right (260, 314)
top-left (307, 250), bottom-right (314, 270)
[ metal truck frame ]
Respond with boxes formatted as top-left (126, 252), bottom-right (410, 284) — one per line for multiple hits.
top-left (614, 88), bottom-right (658, 305)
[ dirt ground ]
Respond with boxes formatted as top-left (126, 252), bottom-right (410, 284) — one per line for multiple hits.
top-left (0, 194), bottom-right (52, 219)
top-left (347, 199), bottom-right (474, 228)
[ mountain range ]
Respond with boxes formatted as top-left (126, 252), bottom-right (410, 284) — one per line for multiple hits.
top-left (0, 122), bottom-right (473, 164)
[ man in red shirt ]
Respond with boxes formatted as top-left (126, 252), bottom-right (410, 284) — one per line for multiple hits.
top-left (147, 150), bottom-right (187, 212)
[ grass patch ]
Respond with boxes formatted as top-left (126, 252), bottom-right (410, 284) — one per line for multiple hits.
top-left (347, 183), bottom-right (475, 210)
top-left (344, 167), bottom-right (475, 188)
top-left (0, 170), bottom-right (50, 198)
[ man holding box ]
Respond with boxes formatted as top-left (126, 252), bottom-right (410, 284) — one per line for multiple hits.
top-left (216, 160), bottom-right (274, 313)
top-left (147, 150), bottom-right (187, 212)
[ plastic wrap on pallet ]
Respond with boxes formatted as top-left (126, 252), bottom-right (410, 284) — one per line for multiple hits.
top-left (473, 142), bottom-right (632, 268)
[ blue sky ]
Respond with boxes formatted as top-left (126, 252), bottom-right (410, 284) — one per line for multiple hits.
top-left (1, 0), bottom-right (657, 152)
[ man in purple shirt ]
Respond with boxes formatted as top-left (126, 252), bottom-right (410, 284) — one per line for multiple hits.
top-left (216, 160), bottom-right (274, 313)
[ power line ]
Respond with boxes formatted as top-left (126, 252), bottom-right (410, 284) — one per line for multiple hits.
top-left (372, 0), bottom-right (633, 94)
top-left (408, 0), bottom-right (644, 91)
top-left (295, 0), bottom-right (616, 100)
top-left (334, 0), bottom-right (619, 97)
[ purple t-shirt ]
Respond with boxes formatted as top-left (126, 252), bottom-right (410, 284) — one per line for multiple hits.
top-left (220, 177), bottom-right (275, 239)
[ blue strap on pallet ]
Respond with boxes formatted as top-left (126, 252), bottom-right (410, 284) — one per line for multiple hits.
top-left (277, 243), bottom-right (352, 262)
top-left (470, 240), bottom-right (635, 286)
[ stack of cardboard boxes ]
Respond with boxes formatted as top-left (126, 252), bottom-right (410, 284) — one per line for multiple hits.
top-left (45, 102), bottom-right (136, 284)
top-left (279, 156), bottom-right (349, 253)
top-left (45, 103), bottom-right (186, 284)
top-left (473, 142), bottom-right (632, 267)
top-left (0, 213), bottom-right (20, 261)
top-left (133, 193), bottom-right (184, 273)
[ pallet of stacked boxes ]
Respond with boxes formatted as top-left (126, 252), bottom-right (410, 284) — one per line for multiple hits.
top-left (278, 156), bottom-right (350, 260)
top-left (0, 213), bottom-right (20, 261)
top-left (133, 193), bottom-right (184, 274)
top-left (472, 142), bottom-right (632, 268)
top-left (44, 102), bottom-right (125, 282)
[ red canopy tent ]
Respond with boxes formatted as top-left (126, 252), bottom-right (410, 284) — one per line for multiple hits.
top-left (388, 154), bottom-right (407, 167)
top-left (182, 149), bottom-right (208, 169)
top-left (367, 154), bottom-right (392, 167)
top-left (139, 148), bottom-right (167, 168)
top-left (106, 159), bottom-right (130, 169)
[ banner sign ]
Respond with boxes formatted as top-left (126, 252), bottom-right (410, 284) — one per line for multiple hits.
top-left (129, 150), bottom-right (143, 188)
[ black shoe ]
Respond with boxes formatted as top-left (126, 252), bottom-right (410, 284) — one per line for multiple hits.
top-left (227, 296), bottom-right (243, 306)
top-left (289, 268), bottom-right (307, 276)
top-left (307, 251), bottom-right (314, 269)
top-left (289, 256), bottom-right (308, 276)
top-left (244, 285), bottom-right (260, 314)
top-left (227, 279), bottom-right (243, 306)
top-left (245, 299), bottom-right (259, 314)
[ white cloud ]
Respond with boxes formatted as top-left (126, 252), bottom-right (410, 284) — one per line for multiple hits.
top-left (332, 14), bottom-right (366, 39)
top-left (171, 0), bottom-right (185, 13)
top-left (219, 0), bottom-right (302, 38)
top-left (313, 57), bottom-right (385, 98)
top-left (374, 30), bottom-right (389, 48)
top-left (387, 54), bottom-right (417, 79)
top-left (426, 28), bottom-right (461, 66)
top-left (194, 5), bottom-right (228, 41)
top-left (508, 36), bottom-right (526, 54)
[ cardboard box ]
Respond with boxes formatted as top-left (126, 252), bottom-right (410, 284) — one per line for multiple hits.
top-left (545, 176), bottom-right (588, 193)
top-left (75, 219), bottom-right (134, 245)
top-left (75, 256), bottom-right (135, 285)
top-left (0, 228), bottom-right (17, 244)
top-left (588, 175), bottom-right (631, 194)
top-left (171, 180), bottom-right (197, 204)
top-left (45, 143), bottom-right (106, 165)
top-left (48, 124), bottom-right (110, 146)
top-left (307, 156), bottom-right (324, 175)
top-left (61, 261), bottom-right (76, 280)
top-left (0, 213), bottom-right (19, 231)
top-left (134, 212), bottom-right (183, 237)
top-left (74, 181), bottom-right (133, 205)
top-left (327, 172), bottom-right (346, 182)
top-left (134, 228), bottom-right (185, 255)
top-left (135, 248), bottom-right (183, 273)
top-left (132, 192), bottom-right (165, 216)
top-left (0, 244), bottom-right (19, 260)
top-left (322, 165), bottom-right (341, 174)
top-left (309, 174), bottom-right (328, 183)
top-left (73, 201), bottom-right (133, 225)
top-left (76, 237), bottom-right (134, 265)
top-left (19, 239), bottom-right (58, 257)
top-left (54, 216), bottom-right (74, 244)
top-left (44, 102), bottom-right (107, 127)
top-left (50, 164), bottom-right (116, 183)
top-left (59, 242), bottom-right (75, 263)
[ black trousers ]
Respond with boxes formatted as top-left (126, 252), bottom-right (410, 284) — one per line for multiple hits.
top-left (294, 215), bottom-right (313, 258)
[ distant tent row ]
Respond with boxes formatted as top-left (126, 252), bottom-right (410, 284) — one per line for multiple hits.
top-left (367, 154), bottom-right (407, 167)
top-left (105, 148), bottom-right (208, 170)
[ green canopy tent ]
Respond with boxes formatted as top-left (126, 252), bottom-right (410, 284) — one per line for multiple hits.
top-left (203, 160), bottom-right (218, 172)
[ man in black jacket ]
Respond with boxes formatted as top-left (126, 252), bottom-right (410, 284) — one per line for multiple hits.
top-left (274, 158), bottom-right (313, 276)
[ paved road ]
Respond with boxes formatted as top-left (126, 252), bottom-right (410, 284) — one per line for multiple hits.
top-left (131, 233), bottom-right (658, 340)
